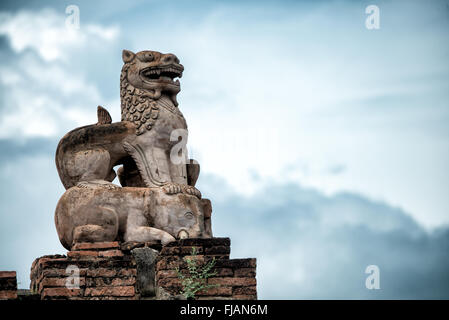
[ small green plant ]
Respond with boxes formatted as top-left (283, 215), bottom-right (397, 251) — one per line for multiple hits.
top-left (176, 247), bottom-right (219, 299)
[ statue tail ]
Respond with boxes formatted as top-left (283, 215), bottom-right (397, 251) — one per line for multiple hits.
top-left (97, 105), bottom-right (112, 125)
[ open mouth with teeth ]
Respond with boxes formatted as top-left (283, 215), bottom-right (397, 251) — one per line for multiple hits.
top-left (140, 65), bottom-right (182, 86)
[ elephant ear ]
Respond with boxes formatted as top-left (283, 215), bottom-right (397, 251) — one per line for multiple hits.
top-left (201, 199), bottom-right (212, 219)
top-left (122, 49), bottom-right (135, 63)
top-left (201, 198), bottom-right (213, 238)
top-left (143, 189), bottom-right (156, 222)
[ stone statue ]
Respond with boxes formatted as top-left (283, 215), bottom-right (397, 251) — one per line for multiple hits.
top-left (55, 49), bottom-right (200, 195)
top-left (55, 183), bottom-right (212, 248)
top-left (54, 50), bottom-right (212, 250)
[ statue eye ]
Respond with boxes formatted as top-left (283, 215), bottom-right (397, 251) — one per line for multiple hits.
top-left (185, 212), bottom-right (194, 219)
top-left (140, 52), bottom-right (154, 62)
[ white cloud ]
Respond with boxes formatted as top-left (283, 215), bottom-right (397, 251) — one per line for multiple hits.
top-left (0, 9), bottom-right (119, 62)
top-left (0, 9), bottom-right (120, 138)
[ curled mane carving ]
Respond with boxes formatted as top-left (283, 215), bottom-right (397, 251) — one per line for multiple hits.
top-left (120, 63), bottom-right (160, 136)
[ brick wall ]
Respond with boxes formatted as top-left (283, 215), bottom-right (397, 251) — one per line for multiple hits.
top-left (157, 238), bottom-right (257, 300)
top-left (27, 237), bottom-right (256, 300)
top-left (30, 242), bottom-right (139, 300)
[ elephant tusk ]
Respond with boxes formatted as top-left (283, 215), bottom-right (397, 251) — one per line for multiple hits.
top-left (178, 229), bottom-right (189, 239)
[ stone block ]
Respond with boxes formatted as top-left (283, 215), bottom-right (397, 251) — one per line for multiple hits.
top-left (72, 242), bottom-right (120, 251)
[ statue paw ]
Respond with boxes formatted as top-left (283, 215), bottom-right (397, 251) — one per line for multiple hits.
top-left (162, 182), bottom-right (183, 195)
top-left (161, 183), bottom-right (202, 198)
top-left (182, 185), bottom-right (202, 199)
top-left (76, 180), bottom-right (120, 190)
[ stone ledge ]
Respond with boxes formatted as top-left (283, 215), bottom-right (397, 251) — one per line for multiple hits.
top-left (120, 241), bottom-right (162, 252)
top-left (164, 237), bottom-right (231, 247)
top-left (72, 242), bottom-right (120, 251)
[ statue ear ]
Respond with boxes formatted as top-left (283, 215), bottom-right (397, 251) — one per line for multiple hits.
top-left (122, 49), bottom-right (135, 63)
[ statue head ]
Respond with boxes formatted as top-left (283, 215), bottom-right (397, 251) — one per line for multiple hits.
top-left (121, 49), bottom-right (183, 105)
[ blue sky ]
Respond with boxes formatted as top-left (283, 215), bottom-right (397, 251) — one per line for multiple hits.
top-left (0, 0), bottom-right (448, 298)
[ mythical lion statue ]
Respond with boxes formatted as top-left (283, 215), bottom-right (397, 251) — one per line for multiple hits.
top-left (54, 50), bottom-right (211, 248)
top-left (55, 49), bottom-right (200, 195)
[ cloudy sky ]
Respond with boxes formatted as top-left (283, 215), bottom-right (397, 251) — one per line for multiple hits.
top-left (0, 0), bottom-right (448, 298)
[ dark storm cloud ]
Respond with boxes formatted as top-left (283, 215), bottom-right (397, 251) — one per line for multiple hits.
top-left (198, 175), bottom-right (449, 299)
top-left (0, 138), bottom-right (57, 162)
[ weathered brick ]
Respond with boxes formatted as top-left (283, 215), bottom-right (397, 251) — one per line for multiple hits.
top-left (72, 242), bottom-right (119, 251)
top-left (40, 277), bottom-right (86, 289)
top-left (211, 268), bottom-right (233, 277)
top-left (86, 277), bottom-right (135, 287)
top-left (208, 277), bottom-right (256, 287)
top-left (234, 268), bottom-right (256, 278)
top-left (197, 296), bottom-right (233, 300)
top-left (204, 245), bottom-right (230, 255)
top-left (233, 286), bottom-right (257, 295)
top-left (156, 270), bottom-right (178, 279)
top-left (40, 267), bottom-right (87, 278)
top-left (98, 250), bottom-right (124, 258)
top-left (84, 286), bottom-right (135, 297)
top-left (206, 254), bottom-right (229, 260)
top-left (0, 277), bottom-right (17, 290)
top-left (156, 256), bottom-right (182, 270)
top-left (0, 271), bottom-right (16, 278)
top-left (67, 251), bottom-right (99, 259)
top-left (39, 258), bottom-right (70, 269)
top-left (97, 296), bottom-right (138, 300)
top-left (165, 237), bottom-right (230, 247)
top-left (42, 287), bottom-right (82, 299)
top-left (86, 268), bottom-right (117, 277)
top-left (157, 277), bottom-right (181, 288)
top-left (160, 246), bottom-right (181, 256)
top-left (155, 259), bottom-right (168, 270)
top-left (143, 240), bottom-right (162, 251)
top-left (215, 258), bottom-right (256, 269)
top-left (118, 268), bottom-right (137, 277)
top-left (31, 255), bottom-right (65, 270)
top-left (206, 237), bottom-right (231, 247)
top-left (111, 277), bottom-right (136, 286)
top-left (180, 246), bottom-right (203, 255)
top-left (96, 258), bottom-right (136, 268)
top-left (0, 290), bottom-right (17, 300)
top-left (183, 255), bottom-right (205, 264)
top-left (65, 265), bottom-right (131, 278)
top-left (232, 294), bottom-right (256, 300)
top-left (197, 286), bottom-right (232, 296)
top-left (120, 241), bottom-right (161, 252)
